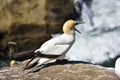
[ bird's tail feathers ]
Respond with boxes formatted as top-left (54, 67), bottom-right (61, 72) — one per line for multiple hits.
top-left (23, 53), bottom-right (40, 70)
top-left (23, 51), bottom-right (62, 73)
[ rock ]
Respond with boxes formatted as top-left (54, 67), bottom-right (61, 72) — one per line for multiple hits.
top-left (0, 0), bottom-right (76, 59)
top-left (0, 0), bottom-right (76, 33)
top-left (0, 62), bottom-right (119, 80)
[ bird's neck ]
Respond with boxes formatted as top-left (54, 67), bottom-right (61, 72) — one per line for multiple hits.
top-left (68, 30), bottom-right (75, 42)
top-left (73, 29), bottom-right (76, 42)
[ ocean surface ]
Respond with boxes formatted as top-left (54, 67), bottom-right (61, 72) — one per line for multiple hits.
top-left (66, 0), bottom-right (120, 67)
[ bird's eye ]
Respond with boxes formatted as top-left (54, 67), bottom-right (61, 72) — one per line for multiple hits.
top-left (71, 27), bottom-right (74, 29)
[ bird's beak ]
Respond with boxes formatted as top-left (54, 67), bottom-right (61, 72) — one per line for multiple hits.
top-left (74, 27), bottom-right (81, 34)
top-left (74, 21), bottom-right (84, 34)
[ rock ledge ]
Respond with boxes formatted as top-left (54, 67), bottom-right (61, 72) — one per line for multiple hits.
top-left (0, 62), bottom-right (119, 80)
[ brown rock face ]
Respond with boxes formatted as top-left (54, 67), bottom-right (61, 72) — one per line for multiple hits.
top-left (45, 0), bottom-right (77, 33)
top-left (0, 63), bottom-right (119, 80)
top-left (0, 0), bottom-right (76, 59)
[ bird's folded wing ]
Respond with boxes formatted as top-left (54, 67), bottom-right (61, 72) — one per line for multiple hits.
top-left (41, 44), bottom-right (70, 55)
top-left (37, 35), bottom-right (73, 55)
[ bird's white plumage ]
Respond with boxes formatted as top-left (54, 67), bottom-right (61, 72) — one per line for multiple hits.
top-left (35, 33), bottom-right (74, 55)
top-left (106, 58), bottom-right (120, 78)
top-left (115, 57), bottom-right (120, 78)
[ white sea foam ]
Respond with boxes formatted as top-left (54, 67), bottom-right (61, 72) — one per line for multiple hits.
top-left (52, 0), bottom-right (120, 65)
top-left (66, 0), bottom-right (120, 64)
top-left (51, 0), bottom-right (119, 65)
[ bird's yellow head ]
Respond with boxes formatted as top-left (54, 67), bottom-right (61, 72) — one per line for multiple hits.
top-left (63, 20), bottom-right (83, 34)
top-left (10, 60), bottom-right (16, 67)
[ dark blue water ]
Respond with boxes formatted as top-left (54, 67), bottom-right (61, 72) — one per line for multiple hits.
top-left (0, 59), bottom-right (10, 68)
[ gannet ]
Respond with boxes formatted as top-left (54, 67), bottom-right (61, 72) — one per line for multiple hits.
top-left (115, 57), bottom-right (120, 78)
top-left (106, 57), bottom-right (120, 79)
top-left (24, 20), bottom-right (83, 71)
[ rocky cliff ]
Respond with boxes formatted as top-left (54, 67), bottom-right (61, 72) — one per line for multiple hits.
top-left (0, 0), bottom-right (76, 59)
top-left (0, 61), bottom-right (119, 80)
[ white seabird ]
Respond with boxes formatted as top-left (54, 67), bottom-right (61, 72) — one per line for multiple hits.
top-left (24, 20), bottom-right (83, 72)
top-left (115, 57), bottom-right (120, 78)
top-left (106, 57), bottom-right (120, 79)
